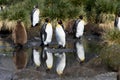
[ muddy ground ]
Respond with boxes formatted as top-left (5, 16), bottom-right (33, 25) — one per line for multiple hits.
top-left (0, 34), bottom-right (117, 80)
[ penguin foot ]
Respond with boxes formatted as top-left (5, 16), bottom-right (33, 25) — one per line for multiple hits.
top-left (40, 43), bottom-right (49, 47)
top-left (40, 43), bottom-right (44, 46)
top-left (44, 44), bottom-right (49, 47)
top-left (58, 45), bottom-right (65, 49)
top-left (36, 67), bottom-right (40, 71)
top-left (73, 35), bottom-right (76, 39)
top-left (76, 36), bottom-right (82, 40)
top-left (80, 61), bottom-right (84, 65)
top-left (15, 44), bottom-right (23, 49)
top-left (58, 45), bottom-right (63, 48)
top-left (46, 68), bottom-right (51, 73)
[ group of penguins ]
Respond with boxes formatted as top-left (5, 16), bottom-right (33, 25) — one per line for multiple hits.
top-left (31, 17), bottom-right (85, 75)
top-left (40, 18), bottom-right (66, 48)
top-left (31, 5), bottom-right (84, 48)
top-left (30, 5), bottom-right (66, 48)
top-left (31, 18), bottom-right (69, 75)
top-left (12, 5), bottom-right (85, 76)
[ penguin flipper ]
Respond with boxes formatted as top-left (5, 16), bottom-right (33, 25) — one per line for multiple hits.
top-left (40, 23), bottom-right (47, 43)
top-left (114, 18), bottom-right (119, 27)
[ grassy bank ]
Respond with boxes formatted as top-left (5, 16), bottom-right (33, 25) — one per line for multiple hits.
top-left (0, 0), bottom-right (119, 24)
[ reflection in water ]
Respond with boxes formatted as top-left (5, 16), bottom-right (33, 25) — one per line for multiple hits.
top-left (41, 46), bottom-right (53, 70)
top-left (0, 40), bottom-right (12, 53)
top-left (32, 48), bottom-right (41, 67)
top-left (55, 52), bottom-right (66, 75)
top-left (75, 40), bottom-right (85, 62)
top-left (13, 47), bottom-right (28, 70)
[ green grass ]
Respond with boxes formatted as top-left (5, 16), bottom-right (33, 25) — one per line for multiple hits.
top-left (100, 44), bottom-right (120, 71)
top-left (102, 29), bottom-right (120, 45)
top-left (0, 0), bottom-right (119, 24)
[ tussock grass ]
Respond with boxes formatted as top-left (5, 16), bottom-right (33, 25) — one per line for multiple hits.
top-left (102, 29), bottom-right (120, 45)
top-left (0, 20), bottom-right (16, 32)
top-left (100, 44), bottom-right (120, 71)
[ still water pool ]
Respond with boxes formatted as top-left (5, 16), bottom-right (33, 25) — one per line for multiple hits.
top-left (0, 36), bottom-right (102, 80)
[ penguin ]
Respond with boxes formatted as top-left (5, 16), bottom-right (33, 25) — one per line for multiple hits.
top-left (75, 40), bottom-right (85, 63)
top-left (55, 20), bottom-right (66, 48)
top-left (32, 48), bottom-right (41, 67)
top-left (40, 18), bottom-right (53, 46)
top-left (13, 47), bottom-right (27, 69)
top-left (74, 15), bottom-right (85, 39)
top-left (12, 19), bottom-right (27, 48)
top-left (31, 5), bottom-right (40, 27)
top-left (41, 46), bottom-right (53, 70)
top-left (114, 12), bottom-right (120, 30)
top-left (55, 52), bottom-right (66, 75)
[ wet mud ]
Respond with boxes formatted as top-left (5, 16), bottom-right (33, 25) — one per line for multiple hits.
top-left (0, 35), bottom-right (117, 80)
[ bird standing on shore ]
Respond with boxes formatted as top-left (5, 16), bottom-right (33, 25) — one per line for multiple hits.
top-left (55, 20), bottom-right (66, 48)
top-left (114, 12), bottom-right (120, 30)
top-left (31, 5), bottom-right (40, 27)
top-left (73, 15), bottom-right (85, 39)
top-left (40, 18), bottom-right (53, 46)
top-left (12, 20), bottom-right (27, 48)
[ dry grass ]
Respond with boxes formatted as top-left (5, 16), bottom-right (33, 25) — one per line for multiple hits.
top-left (100, 44), bottom-right (120, 71)
top-left (0, 20), bottom-right (3, 30)
top-left (98, 21), bottom-right (114, 31)
top-left (0, 20), bottom-right (16, 31)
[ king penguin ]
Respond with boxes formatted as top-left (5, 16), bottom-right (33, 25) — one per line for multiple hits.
top-left (73, 15), bottom-right (85, 39)
top-left (55, 20), bottom-right (66, 48)
top-left (31, 5), bottom-right (40, 27)
top-left (40, 18), bottom-right (53, 46)
top-left (114, 12), bottom-right (120, 30)
top-left (12, 19), bottom-right (27, 48)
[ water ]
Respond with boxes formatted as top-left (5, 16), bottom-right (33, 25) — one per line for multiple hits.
top-left (0, 35), bottom-right (104, 80)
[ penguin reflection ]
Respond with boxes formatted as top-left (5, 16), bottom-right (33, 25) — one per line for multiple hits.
top-left (75, 40), bottom-right (85, 63)
top-left (13, 47), bottom-right (28, 70)
top-left (41, 46), bottom-right (53, 70)
top-left (32, 47), bottom-right (41, 67)
top-left (55, 52), bottom-right (66, 75)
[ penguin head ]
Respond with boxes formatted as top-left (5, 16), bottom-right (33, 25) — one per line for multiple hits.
top-left (17, 19), bottom-right (22, 24)
top-left (57, 19), bottom-right (63, 25)
top-left (45, 18), bottom-right (50, 23)
top-left (118, 12), bottom-right (120, 17)
top-left (57, 19), bottom-right (65, 29)
top-left (34, 4), bottom-right (38, 8)
top-left (79, 15), bottom-right (83, 20)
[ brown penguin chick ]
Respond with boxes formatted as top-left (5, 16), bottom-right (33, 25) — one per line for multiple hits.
top-left (12, 20), bottom-right (27, 47)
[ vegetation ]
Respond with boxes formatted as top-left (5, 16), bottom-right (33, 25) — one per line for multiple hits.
top-left (0, 0), bottom-right (119, 25)
top-left (102, 28), bottom-right (120, 45)
top-left (97, 28), bottom-right (120, 71)
top-left (100, 44), bottom-right (120, 71)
